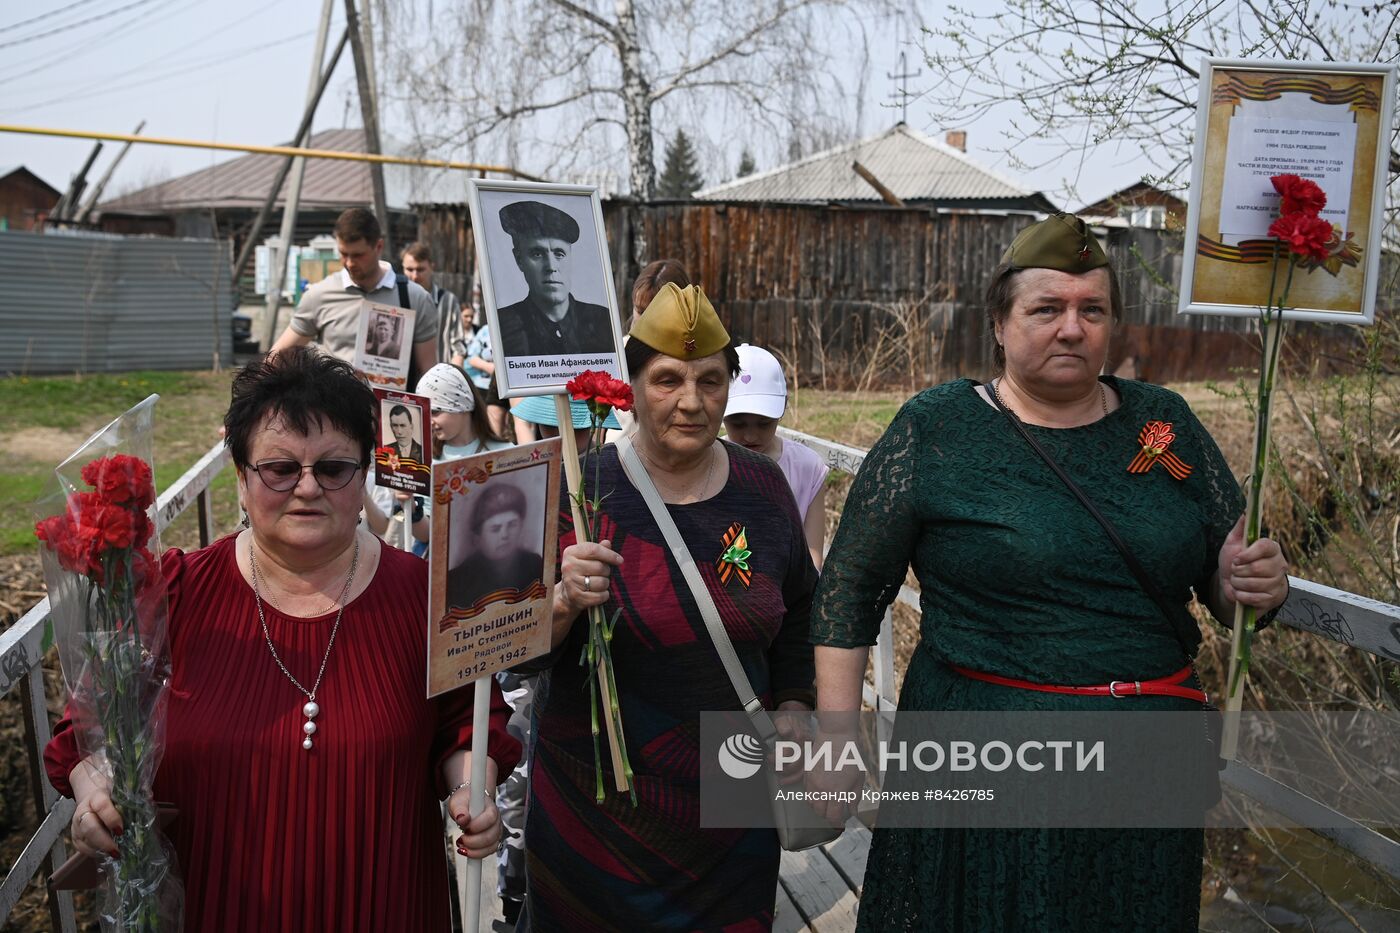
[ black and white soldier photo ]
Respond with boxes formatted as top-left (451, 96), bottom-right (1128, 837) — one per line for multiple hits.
top-left (468, 181), bottom-right (626, 395)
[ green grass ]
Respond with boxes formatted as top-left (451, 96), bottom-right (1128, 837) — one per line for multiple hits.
top-left (0, 475), bottom-right (46, 552)
top-left (0, 372), bottom-right (207, 433)
top-left (0, 370), bottom-right (240, 557)
top-left (786, 388), bottom-right (908, 450)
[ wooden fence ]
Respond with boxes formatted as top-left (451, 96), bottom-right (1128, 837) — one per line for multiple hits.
top-left (416, 201), bottom-right (1383, 386)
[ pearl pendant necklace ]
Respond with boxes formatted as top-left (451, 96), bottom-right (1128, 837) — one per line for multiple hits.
top-left (301, 700), bottom-right (320, 750)
top-left (249, 536), bottom-right (359, 751)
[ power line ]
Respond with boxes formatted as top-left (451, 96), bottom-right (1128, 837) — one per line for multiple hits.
top-left (0, 0), bottom-right (164, 51)
top-left (0, 31), bottom-right (315, 116)
top-left (0, 0), bottom-right (194, 85)
top-left (0, 0), bottom-right (102, 33)
top-left (5, 0), bottom-right (285, 98)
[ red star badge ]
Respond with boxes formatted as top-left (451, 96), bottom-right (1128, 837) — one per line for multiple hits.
top-left (530, 448), bottom-right (542, 460)
top-left (1078, 245), bottom-right (1093, 261)
top-left (683, 337), bottom-right (697, 354)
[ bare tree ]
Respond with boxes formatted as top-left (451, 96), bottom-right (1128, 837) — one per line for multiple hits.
top-left (383, 0), bottom-right (885, 198)
top-left (919, 0), bottom-right (1400, 200)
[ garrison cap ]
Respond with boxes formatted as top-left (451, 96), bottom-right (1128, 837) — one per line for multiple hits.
top-left (499, 200), bottom-right (580, 244)
top-left (628, 283), bottom-right (730, 360)
top-left (1001, 212), bottom-right (1109, 273)
top-left (469, 481), bottom-right (527, 531)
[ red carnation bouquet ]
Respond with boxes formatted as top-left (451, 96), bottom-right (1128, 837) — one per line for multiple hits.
top-left (33, 395), bottom-right (182, 931)
top-left (565, 370), bottom-right (637, 803)
top-left (1228, 174), bottom-right (1347, 705)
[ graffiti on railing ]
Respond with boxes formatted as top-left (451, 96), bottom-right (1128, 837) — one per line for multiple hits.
top-left (1384, 622), bottom-right (1400, 663)
top-left (822, 447), bottom-right (866, 476)
top-left (0, 640), bottom-right (30, 696)
top-left (1286, 597), bottom-right (1357, 646)
top-left (160, 492), bottom-right (188, 528)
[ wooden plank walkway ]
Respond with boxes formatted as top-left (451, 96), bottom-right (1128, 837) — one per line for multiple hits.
top-left (776, 822), bottom-right (870, 932)
top-left (456, 822), bottom-right (871, 932)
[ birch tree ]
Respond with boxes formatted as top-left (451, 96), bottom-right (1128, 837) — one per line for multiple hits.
top-left (384, 0), bottom-right (883, 198)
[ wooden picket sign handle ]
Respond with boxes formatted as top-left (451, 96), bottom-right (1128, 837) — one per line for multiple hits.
top-left (553, 394), bottom-right (628, 790)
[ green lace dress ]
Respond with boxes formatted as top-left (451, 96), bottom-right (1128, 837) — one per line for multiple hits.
top-left (811, 377), bottom-right (1242, 932)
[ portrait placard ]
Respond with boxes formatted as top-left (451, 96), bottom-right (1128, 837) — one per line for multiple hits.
top-left (354, 299), bottom-right (416, 386)
top-left (1179, 58), bottom-right (1396, 323)
top-left (426, 438), bottom-right (563, 696)
top-left (372, 389), bottom-right (431, 496)
top-left (467, 180), bottom-right (627, 397)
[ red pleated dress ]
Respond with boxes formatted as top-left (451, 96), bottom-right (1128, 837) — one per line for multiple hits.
top-left (45, 534), bottom-right (521, 932)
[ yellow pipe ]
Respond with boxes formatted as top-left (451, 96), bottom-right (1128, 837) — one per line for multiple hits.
top-left (0, 123), bottom-right (543, 181)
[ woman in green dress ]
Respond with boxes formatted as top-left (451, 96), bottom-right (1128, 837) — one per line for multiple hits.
top-left (810, 213), bottom-right (1290, 931)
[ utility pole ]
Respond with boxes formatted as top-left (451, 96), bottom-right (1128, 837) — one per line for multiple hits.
top-left (76, 120), bottom-right (145, 223)
top-left (886, 51), bottom-right (922, 125)
top-left (234, 27), bottom-right (348, 290)
top-left (360, 0), bottom-right (381, 118)
top-left (53, 142), bottom-right (103, 220)
top-left (260, 0), bottom-right (337, 351)
top-left (344, 0), bottom-right (390, 257)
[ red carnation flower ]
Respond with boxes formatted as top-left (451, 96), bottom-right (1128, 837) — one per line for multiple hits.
top-left (88, 503), bottom-right (139, 551)
top-left (64, 516), bottom-right (106, 581)
top-left (1269, 212), bottom-right (1334, 262)
top-left (567, 370), bottom-right (634, 413)
top-left (36, 512), bottom-right (89, 577)
top-left (1270, 174), bottom-right (1327, 216)
top-left (81, 454), bottom-right (156, 509)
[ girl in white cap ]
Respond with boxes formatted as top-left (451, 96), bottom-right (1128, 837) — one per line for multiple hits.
top-left (723, 344), bottom-right (829, 568)
top-left (364, 364), bottom-right (511, 549)
top-left (419, 363), bottom-right (512, 461)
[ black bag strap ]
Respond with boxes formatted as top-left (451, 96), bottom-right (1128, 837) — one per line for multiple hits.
top-left (985, 381), bottom-right (1198, 662)
top-left (396, 273), bottom-right (422, 390)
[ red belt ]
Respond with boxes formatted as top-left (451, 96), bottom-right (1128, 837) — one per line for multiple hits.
top-left (950, 663), bottom-right (1207, 703)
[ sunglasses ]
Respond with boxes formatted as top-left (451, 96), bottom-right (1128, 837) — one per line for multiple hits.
top-left (248, 458), bottom-right (363, 492)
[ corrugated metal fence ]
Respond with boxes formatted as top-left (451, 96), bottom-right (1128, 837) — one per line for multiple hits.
top-left (417, 201), bottom-right (1385, 386)
top-left (0, 230), bottom-right (233, 375)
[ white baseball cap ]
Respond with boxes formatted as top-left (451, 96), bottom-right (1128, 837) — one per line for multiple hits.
top-left (725, 344), bottom-right (787, 420)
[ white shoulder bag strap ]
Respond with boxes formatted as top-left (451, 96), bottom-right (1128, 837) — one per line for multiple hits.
top-left (614, 434), bottom-right (777, 744)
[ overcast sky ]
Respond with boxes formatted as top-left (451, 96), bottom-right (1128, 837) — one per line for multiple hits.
top-left (0, 0), bottom-right (1156, 210)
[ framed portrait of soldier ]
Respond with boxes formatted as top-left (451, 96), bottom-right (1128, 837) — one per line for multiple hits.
top-left (373, 389), bottom-right (431, 496)
top-left (354, 300), bottom-right (415, 386)
top-left (426, 438), bottom-right (563, 696)
top-left (467, 179), bottom-right (627, 397)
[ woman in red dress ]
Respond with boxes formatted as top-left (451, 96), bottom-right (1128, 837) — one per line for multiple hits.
top-left (45, 348), bottom-right (521, 932)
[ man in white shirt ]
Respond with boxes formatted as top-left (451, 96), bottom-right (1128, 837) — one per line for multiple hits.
top-left (270, 208), bottom-right (438, 378)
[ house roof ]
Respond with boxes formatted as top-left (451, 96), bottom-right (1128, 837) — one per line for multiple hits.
top-left (694, 123), bottom-right (1052, 209)
top-left (1, 165), bottom-right (61, 197)
top-left (98, 128), bottom-right (442, 213)
top-left (1079, 181), bottom-right (1188, 216)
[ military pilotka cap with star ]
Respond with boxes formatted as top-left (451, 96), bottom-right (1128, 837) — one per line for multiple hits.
top-left (498, 200), bottom-right (580, 244)
top-left (628, 282), bottom-right (730, 358)
top-left (1001, 212), bottom-right (1109, 273)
